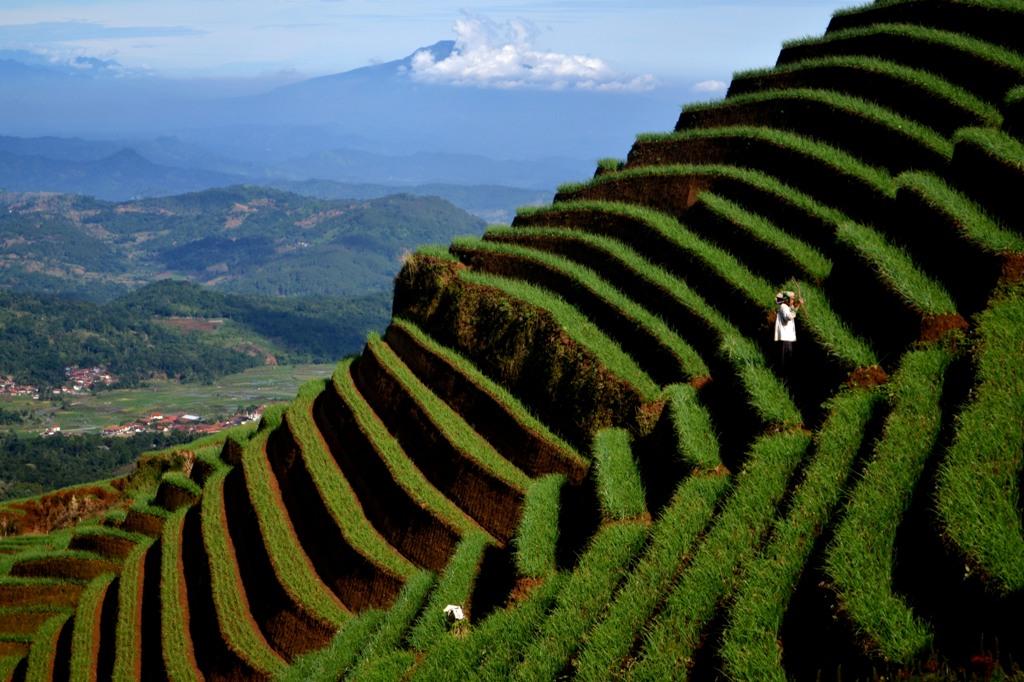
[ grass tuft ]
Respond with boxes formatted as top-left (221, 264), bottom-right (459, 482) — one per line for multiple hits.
top-left (513, 474), bottom-right (564, 579)
top-left (664, 383), bottom-right (721, 471)
top-left (592, 429), bottom-right (647, 521)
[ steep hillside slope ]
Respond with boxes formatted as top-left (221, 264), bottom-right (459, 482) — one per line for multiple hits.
top-left (1, 1), bottom-right (1023, 679)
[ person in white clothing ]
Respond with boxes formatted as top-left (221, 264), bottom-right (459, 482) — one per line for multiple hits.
top-left (774, 291), bottom-right (802, 369)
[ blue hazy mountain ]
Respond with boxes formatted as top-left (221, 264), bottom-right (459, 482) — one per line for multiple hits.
top-left (0, 41), bottom-right (697, 200)
top-left (0, 41), bottom-right (685, 158)
top-left (0, 147), bottom-right (245, 200)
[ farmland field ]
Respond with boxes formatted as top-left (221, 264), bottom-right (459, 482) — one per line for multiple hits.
top-left (0, 364), bottom-right (334, 434)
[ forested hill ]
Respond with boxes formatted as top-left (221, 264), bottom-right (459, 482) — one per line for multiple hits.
top-left (0, 186), bottom-right (485, 301)
top-left (0, 186), bottom-right (477, 386)
top-left (0, 283), bottom-right (390, 387)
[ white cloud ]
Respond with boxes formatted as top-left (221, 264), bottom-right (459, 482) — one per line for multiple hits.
top-left (692, 79), bottom-right (728, 93)
top-left (409, 15), bottom-right (655, 92)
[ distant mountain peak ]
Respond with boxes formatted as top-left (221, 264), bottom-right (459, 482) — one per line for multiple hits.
top-left (103, 148), bottom-right (149, 165)
top-left (405, 40), bottom-right (456, 66)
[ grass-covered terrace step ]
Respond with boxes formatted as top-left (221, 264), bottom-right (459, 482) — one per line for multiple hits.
top-left (573, 472), bottom-right (728, 680)
top-left (827, 0), bottom-right (1024, 50)
top-left (1005, 86), bottom-right (1024, 138)
top-left (158, 509), bottom-right (202, 682)
top-left (273, 380), bottom-right (413, 611)
top-left (237, 432), bottom-right (349, 642)
top-left (176, 494), bottom-right (276, 679)
top-left (727, 56), bottom-right (1001, 136)
top-left (628, 429), bottom-right (813, 678)
top-left (512, 474), bottom-right (564, 580)
top-left (950, 127), bottom-right (1024, 236)
top-left (452, 235), bottom-right (709, 387)
top-left (496, 217), bottom-right (805, 443)
top-left (385, 318), bottom-right (588, 484)
top-left (720, 387), bottom-right (882, 681)
top-left (676, 88), bottom-right (951, 173)
top-left (68, 573), bottom-right (115, 682)
top-left (826, 347), bottom-right (951, 663)
top-left (354, 335), bottom-right (528, 544)
top-left (777, 23), bottom-right (1024, 103)
top-left (681, 192), bottom-right (832, 284)
top-left (326, 358), bottom-right (476, 571)
top-left (111, 537), bottom-right (158, 682)
top-left (527, 195), bottom-right (879, 374)
top-left (556, 172), bottom-right (959, 357)
top-left (392, 252), bottom-right (665, 446)
top-left (409, 572), bottom-right (565, 681)
top-left (217, 459), bottom-right (347, 665)
top-left (937, 286), bottom-right (1024, 593)
top-left (512, 520), bottom-right (650, 681)
top-left (197, 465), bottom-right (291, 674)
top-left (405, 532), bottom-right (491, 653)
top-left (627, 125), bottom-right (896, 226)
top-left (343, 572), bottom-right (435, 679)
top-left (889, 171), bottom-right (1024, 315)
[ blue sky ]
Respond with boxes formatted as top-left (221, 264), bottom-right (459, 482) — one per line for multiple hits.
top-left (0, 1), bottom-right (854, 87)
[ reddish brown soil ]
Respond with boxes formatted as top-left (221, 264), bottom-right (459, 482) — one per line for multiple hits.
top-left (155, 317), bottom-right (224, 333)
top-left (0, 641), bottom-right (28, 657)
top-left (507, 576), bottom-right (545, 604)
top-left (690, 375), bottom-right (713, 390)
top-left (0, 610), bottom-right (60, 634)
top-left (69, 532), bottom-right (139, 561)
top-left (154, 481), bottom-right (197, 512)
top-left (848, 365), bottom-right (890, 389)
top-left (0, 486), bottom-right (121, 536)
top-left (0, 582), bottom-right (83, 608)
top-left (920, 314), bottom-right (970, 343)
top-left (121, 510), bottom-right (165, 538)
top-left (1001, 253), bottom-right (1024, 284)
top-left (10, 555), bottom-right (120, 582)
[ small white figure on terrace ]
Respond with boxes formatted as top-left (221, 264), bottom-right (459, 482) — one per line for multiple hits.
top-left (774, 290), bottom-right (803, 370)
top-left (443, 604), bottom-right (465, 621)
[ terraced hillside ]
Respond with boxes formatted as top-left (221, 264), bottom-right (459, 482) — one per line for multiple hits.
top-left (2, 0), bottom-right (1023, 679)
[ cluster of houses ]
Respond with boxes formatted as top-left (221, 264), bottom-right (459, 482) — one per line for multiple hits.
top-left (100, 407), bottom-right (265, 438)
top-left (0, 376), bottom-right (37, 398)
top-left (1, 366), bottom-right (118, 401)
top-left (53, 366), bottom-right (118, 395)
